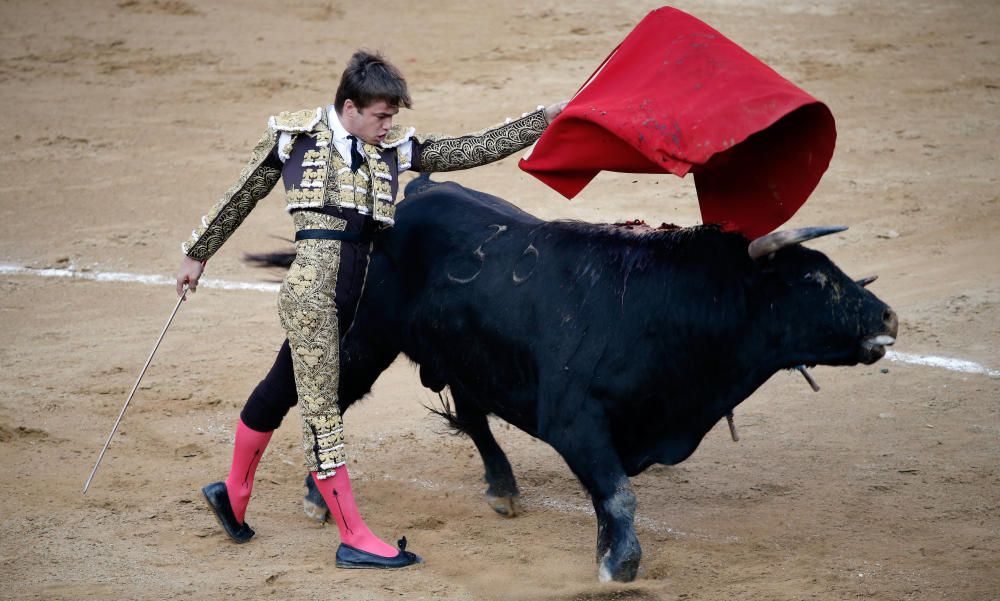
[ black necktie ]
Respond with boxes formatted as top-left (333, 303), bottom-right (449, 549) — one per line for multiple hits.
top-left (346, 135), bottom-right (365, 172)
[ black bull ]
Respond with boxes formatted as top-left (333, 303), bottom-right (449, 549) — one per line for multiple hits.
top-left (286, 177), bottom-right (898, 582)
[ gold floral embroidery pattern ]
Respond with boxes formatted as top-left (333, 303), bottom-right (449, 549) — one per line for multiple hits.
top-left (269, 107), bottom-right (323, 132)
top-left (278, 115), bottom-right (403, 224)
top-left (279, 210), bottom-right (349, 477)
top-left (288, 128), bottom-right (334, 211)
top-left (286, 188), bottom-right (324, 205)
top-left (379, 124), bottom-right (416, 148)
top-left (418, 109), bottom-right (548, 173)
top-left (302, 147), bottom-right (329, 166)
top-left (361, 143), bottom-right (396, 225)
top-left (183, 129), bottom-right (282, 261)
top-left (397, 146), bottom-right (412, 171)
top-left (280, 136), bottom-right (297, 160)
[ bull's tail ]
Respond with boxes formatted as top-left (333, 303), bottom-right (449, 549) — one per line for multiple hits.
top-left (244, 251), bottom-right (296, 268)
top-left (424, 390), bottom-right (470, 437)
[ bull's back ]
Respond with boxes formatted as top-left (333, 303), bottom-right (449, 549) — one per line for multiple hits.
top-left (392, 181), bottom-right (543, 240)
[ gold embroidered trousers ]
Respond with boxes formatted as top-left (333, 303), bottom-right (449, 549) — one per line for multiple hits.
top-left (278, 210), bottom-right (352, 478)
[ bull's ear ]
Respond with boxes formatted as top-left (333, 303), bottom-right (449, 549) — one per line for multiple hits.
top-left (748, 226), bottom-right (848, 260)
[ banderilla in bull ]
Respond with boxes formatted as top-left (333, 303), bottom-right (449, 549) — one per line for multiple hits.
top-left (82, 286), bottom-right (188, 494)
top-left (795, 365), bottom-right (821, 392)
top-left (726, 365), bottom-right (820, 444)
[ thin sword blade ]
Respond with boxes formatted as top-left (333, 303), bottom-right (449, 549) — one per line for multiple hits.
top-left (83, 289), bottom-right (187, 494)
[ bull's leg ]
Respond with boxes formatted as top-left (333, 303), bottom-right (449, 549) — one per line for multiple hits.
top-left (546, 416), bottom-right (641, 582)
top-left (450, 393), bottom-right (521, 517)
top-left (591, 475), bottom-right (640, 582)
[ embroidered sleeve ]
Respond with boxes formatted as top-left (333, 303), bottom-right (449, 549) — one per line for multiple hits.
top-left (414, 107), bottom-right (548, 173)
top-left (181, 128), bottom-right (283, 261)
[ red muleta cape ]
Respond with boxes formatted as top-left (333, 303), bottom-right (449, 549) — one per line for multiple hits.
top-left (519, 7), bottom-right (836, 239)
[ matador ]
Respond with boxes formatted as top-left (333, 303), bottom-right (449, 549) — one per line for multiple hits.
top-left (175, 50), bottom-right (564, 569)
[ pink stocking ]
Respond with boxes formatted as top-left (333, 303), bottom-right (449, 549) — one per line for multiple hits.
top-left (311, 468), bottom-right (398, 557)
top-left (224, 419), bottom-right (273, 524)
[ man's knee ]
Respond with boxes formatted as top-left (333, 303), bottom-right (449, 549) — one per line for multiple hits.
top-left (240, 343), bottom-right (298, 431)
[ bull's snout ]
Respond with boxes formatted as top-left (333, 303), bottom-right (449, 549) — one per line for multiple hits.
top-left (883, 307), bottom-right (899, 338)
top-left (859, 304), bottom-right (898, 364)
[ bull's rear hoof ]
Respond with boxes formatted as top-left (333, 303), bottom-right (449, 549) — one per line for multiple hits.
top-left (303, 497), bottom-right (330, 523)
top-left (486, 491), bottom-right (522, 517)
top-left (303, 474), bottom-right (329, 523)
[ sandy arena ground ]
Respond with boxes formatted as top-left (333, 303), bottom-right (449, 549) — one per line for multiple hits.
top-left (1, 1), bottom-right (998, 599)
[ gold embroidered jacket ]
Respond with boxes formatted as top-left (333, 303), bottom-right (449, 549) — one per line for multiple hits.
top-left (181, 107), bottom-right (549, 261)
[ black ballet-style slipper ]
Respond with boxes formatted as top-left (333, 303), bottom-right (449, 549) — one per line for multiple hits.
top-left (335, 536), bottom-right (422, 569)
top-left (201, 481), bottom-right (255, 544)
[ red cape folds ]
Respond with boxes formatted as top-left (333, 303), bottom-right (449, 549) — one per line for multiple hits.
top-left (519, 7), bottom-right (836, 238)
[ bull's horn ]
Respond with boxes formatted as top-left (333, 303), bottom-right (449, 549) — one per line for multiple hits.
top-left (856, 275), bottom-right (878, 287)
top-left (748, 226), bottom-right (848, 260)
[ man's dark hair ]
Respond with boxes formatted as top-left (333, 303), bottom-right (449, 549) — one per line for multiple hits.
top-left (334, 50), bottom-right (412, 113)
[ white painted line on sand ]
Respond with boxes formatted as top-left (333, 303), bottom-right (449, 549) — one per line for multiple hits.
top-left (0, 262), bottom-right (280, 293)
top-left (3, 263), bottom-right (997, 379)
top-left (886, 350), bottom-right (1000, 378)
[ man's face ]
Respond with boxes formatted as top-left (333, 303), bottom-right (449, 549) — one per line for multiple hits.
top-left (341, 99), bottom-right (398, 145)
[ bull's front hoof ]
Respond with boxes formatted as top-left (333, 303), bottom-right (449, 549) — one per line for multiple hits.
top-left (597, 543), bottom-right (641, 583)
top-left (485, 490), bottom-right (522, 517)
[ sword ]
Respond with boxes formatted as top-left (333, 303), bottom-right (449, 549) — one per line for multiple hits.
top-left (83, 287), bottom-right (188, 494)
